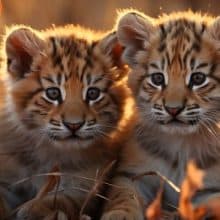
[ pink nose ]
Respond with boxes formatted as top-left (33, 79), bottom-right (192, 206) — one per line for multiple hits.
top-left (165, 106), bottom-right (183, 116)
top-left (63, 121), bottom-right (84, 132)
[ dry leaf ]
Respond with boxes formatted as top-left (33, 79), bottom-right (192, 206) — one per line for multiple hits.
top-left (179, 161), bottom-right (206, 220)
top-left (146, 182), bottom-right (163, 220)
top-left (36, 165), bottom-right (61, 200)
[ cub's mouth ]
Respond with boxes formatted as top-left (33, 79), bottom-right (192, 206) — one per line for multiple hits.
top-left (159, 118), bottom-right (199, 126)
top-left (48, 134), bottom-right (93, 142)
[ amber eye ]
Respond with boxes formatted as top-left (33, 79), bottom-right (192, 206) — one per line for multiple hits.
top-left (190, 72), bottom-right (206, 86)
top-left (151, 72), bottom-right (165, 86)
top-left (46, 87), bottom-right (61, 101)
top-left (86, 87), bottom-right (100, 101)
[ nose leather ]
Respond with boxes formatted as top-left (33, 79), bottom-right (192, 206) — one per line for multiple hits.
top-left (165, 106), bottom-right (183, 117)
top-left (63, 121), bottom-right (84, 132)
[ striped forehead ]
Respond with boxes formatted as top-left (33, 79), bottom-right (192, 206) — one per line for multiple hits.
top-left (154, 19), bottom-right (208, 72)
top-left (40, 36), bottom-right (110, 92)
top-left (47, 36), bottom-right (99, 80)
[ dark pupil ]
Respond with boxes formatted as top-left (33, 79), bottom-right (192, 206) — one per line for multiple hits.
top-left (152, 73), bottom-right (164, 86)
top-left (87, 88), bottom-right (100, 100)
top-left (46, 88), bottom-right (60, 100)
top-left (191, 73), bottom-right (206, 85)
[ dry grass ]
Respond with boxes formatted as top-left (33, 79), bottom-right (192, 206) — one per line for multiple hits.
top-left (1, 161), bottom-right (118, 220)
top-left (143, 161), bottom-right (220, 220)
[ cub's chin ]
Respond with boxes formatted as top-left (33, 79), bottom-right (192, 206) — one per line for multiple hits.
top-left (48, 135), bottom-right (94, 150)
top-left (157, 120), bottom-right (199, 135)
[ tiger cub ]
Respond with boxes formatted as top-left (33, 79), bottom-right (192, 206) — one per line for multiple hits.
top-left (101, 11), bottom-right (220, 219)
top-left (0, 25), bottom-right (130, 219)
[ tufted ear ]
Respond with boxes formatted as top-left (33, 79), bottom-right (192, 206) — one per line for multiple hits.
top-left (98, 31), bottom-right (124, 68)
top-left (117, 12), bottom-right (154, 66)
top-left (5, 27), bottom-right (45, 80)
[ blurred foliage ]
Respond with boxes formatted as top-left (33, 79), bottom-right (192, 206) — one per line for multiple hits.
top-left (0, 0), bottom-right (220, 33)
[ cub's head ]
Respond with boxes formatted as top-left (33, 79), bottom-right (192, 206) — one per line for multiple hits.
top-left (4, 26), bottom-right (128, 149)
top-left (117, 11), bottom-right (220, 134)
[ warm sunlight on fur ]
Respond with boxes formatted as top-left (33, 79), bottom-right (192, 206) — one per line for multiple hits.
top-left (110, 9), bottom-right (220, 220)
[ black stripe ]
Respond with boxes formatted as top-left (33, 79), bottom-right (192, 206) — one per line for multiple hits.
top-left (150, 63), bottom-right (159, 69)
top-left (154, 104), bottom-right (163, 110)
top-left (161, 58), bottom-right (165, 70)
top-left (190, 58), bottom-right (195, 70)
top-left (201, 23), bottom-right (206, 34)
top-left (30, 110), bottom-right (41, 114)
top-left (34, 101), bottom-right (48, 110)
top-left (50, 37), bottom-right (57, 58)
top-left (86, 73), bottom-right (91, 85)
top-left (91, 41), bottom-right (98, 50)
top-left (23, 88), bottom-right (44, 108)
top-left (159, 24), bottom-right (167, 41)
top-left (86, 56), bottom-right (93, 68)
top-left (39, 113), bottom-right (47, 116)
top-left (80, 63), bottom-right (87, 82)
top-left (187, 104), bottom-right (200, 111)
top-left (158, 43), bottom-right (166, 52)
top-left (27, 88), bottom-right (43, 100)
top-left (191, 42), bottom-right (201, 52)
top-left (53, 56), bottom-right (62, 67)
top-left (50, 128), bottom-right (62, 131)
top-left (57, 73), bottom-right (62, 85)
top-left (50, 119), bottom-right (60, 126)
top-left (196, 62), bottom-right (208, 69)
top-left (42, 76), bottom-right (54, 84)
top-left (209, 75), bottom-right (220, 83)
top-left (142, 84), bottom-right (151, 92)
top-left (197, 84), bottom-right (215, 92)
top-left (93, 74), bottom-right (105, 84)
top-left (98, 100), bottom-right (110, 109)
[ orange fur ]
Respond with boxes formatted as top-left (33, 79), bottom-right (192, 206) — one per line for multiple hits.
top-left (0, 25), bottom-right (131, 219)
top-left (101, 10), bottom-right (220, 220)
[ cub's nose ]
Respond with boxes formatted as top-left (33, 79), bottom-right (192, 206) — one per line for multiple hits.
top-left (63, 121), bottom-right (84, 133)
top-left (165, 106), bottom-right (183, 117)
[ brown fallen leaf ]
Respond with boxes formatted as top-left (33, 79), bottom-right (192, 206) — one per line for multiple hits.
top-left (146, 181), bottom-right (163, 220)
top-left (179, 161), bottom-right (206, 220)
top-left (36, 165), bottom-right (60, 200)
top-left (137, 160), bottom-right (220, 220)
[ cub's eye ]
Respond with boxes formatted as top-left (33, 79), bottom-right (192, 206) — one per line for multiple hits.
top-left (151, 73), bottom-right (165, 86)
top-left (46, 87), bottom-right (61, 101)
top-left (190, 72), bottom-right (206, 86)
top-left (86, 87), bottom-right (101, 101)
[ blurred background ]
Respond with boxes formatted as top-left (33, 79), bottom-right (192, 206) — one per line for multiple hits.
top-left (0, 0), bottom-right (219, 33)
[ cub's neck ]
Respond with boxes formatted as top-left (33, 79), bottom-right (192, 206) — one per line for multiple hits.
top-left (138, 121), bottom-right (220, 169)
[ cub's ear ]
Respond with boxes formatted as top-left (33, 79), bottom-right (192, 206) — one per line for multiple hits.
top-left (117, 12), bottom-right (154, 66)
top-left (98, 31), bottom-right (127, 80)
top-left (5, 27), bottom-right (45, 79)
top-left (99, 31), bottom-right (124, 68)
